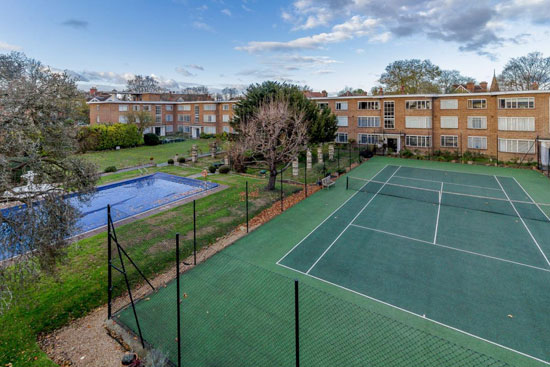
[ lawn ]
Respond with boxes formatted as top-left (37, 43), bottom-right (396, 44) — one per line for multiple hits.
top-left (0, 167), bottom-right (301, 366)
top-left (78, 139), bottom-right (214, 171)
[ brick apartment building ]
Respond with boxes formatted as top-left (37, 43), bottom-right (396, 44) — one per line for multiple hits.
top-left (88, 79), bottom-right (550, 162)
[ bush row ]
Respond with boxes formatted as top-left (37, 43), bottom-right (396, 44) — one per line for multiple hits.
top-left (78, 124), bottom-right (142, 151)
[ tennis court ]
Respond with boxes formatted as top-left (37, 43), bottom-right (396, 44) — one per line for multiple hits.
top-left (278, 164), bottom-right (550, 364)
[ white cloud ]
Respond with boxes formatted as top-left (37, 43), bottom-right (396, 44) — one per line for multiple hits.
top-left (186, 64), bottom-right (204, 71)
top-left (369, 32), bottom-right (391, 43)
top-left (175, 67), bottom-right (195, 77)
top-left (192, 21), bottom-right (214, 32)
top-left (355, 48), bottom-right (365, 54)
top-left (236, 15), bottom-right (380, 52)
top-left (0, 41), bottom-right (22, 51)
top-left (221, 8), bottom-right (232, 16)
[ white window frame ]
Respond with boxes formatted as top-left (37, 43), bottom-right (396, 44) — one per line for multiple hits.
top-left (132, 105), bottom-right (140, 111)
top-left (467, 99), bottom-right (487, 109)
top-left (467, 116), bottom-right (487, 129)
top-left (468, 136), bottom-right (487, 150)
top-left (498, 117), bottom-right (535, 131)
top-left (498, 97), bottom-right (535, 109)
top-left (335, 102), bottom-right (348, 111)
top-left (178, 104), bottom-right (191, 111)
top-left (358, 116), bottom-right (380, 127)
top-left (223, 126), bottom-right (230, 133)
top-left (204, 104), bottom-right (216, 111)
top-left (143, 105), bottom-right (151, 111)
top-left (405, 100), bottom-right (431, 110)
top-left (357, 101), bottom-right (380, 110)
top-left (384, 101), bottom-right (395, 129)
top-left (118, 115), bottom-right (128, 123)
top-left (203, 126), bottom-right (216, 134)
top-left (498, 139), bottom-right (535, 154)
top-left (440, 116), bottom-right (458, 129)
top-left (358, 134), bottom-right (381, 144)
top-left (166, 125), bottom-right (173, 133)
top-left (440, 99), bottom-right (458, 109)
top-left (223, 104), bottom-right (230, 111)
top-left (222, 114), bottom-right (230, 122)
top-left (440, 135), bottom-right (458, 148)
top-left (119, 105), bottom-right (128, 112)
top-left (317, 102), bottom-right (329, 109)
top-left (405, 135), bottom-right (431, 148)
top-left (405, 116), bottom-right (432, 129)
top-left (165, 114), bottom-right (173, 122)
top-left (335, 132), bottom-right (348, 143)
top-left (203, 114), bottom-right (216, 123)
top-left (165, 105), bottom-right (173, 111)
top-left (337, 116), bottom-right (348, 127)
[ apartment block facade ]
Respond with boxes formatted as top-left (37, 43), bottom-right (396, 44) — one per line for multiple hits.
top-left (88, 89), bottom-right (550, 161)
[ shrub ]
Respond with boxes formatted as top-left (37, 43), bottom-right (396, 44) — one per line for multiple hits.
top-left (78, 123), bottom-right (142, 151)
top-left (200, 132), bottom-right (216, 139)
top-left (144, 133), bottom-right (161, 146)
top-left (208, 165), bottom-right (217, 173)
top-left (177, 156), bottom-right (186, 163)
top-left (104, 166), bottom-right (117, 173)
top-left (337, 168), bottom-right (346, 175)
top-left (400, 148), bottom-right (414, 158)
top-left (219, 165), bottom-right (230, 174)
top-left (167, 159), bottom-right (174, 165)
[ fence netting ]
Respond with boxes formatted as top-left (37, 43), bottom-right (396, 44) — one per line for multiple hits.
top-left (113, 251), bottom-right (513, 367)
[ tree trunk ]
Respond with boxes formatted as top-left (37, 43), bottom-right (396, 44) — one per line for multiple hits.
top-left (267, 169), bottom-right (278, 190)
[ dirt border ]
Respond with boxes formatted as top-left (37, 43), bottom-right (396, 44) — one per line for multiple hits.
top-left (39, 183), bottom-right (322, 367)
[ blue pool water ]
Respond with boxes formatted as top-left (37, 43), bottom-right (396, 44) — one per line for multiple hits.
top-left (1, 173), bottom-right (217, 260)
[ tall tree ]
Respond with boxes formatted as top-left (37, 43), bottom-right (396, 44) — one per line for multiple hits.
top-left (234, 97), bottom-right (308, 190)
top-left (221, 87), bottom-right (240, 99)
top-left (232, 81), bottom-right (337, 145)
top-left (0, 52), bottom-right (98, 308)
top-left (379, 59), bottom-right (442, 94)
top-left (125, 75), bottom-right (165, 93)
top-left (438, 70), bottom-right (475, 94)
top-left (125, 110), bottom-right (154, 134)
top-left (499, 52), bottom-right (550, 91)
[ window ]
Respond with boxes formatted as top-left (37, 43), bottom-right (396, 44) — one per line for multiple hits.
top-left (178, 114), bottom-right (191, 122)
top-left (467, 99), bottom-right (487, 109)
top-left (132, 105), bottom-right (140, 111)
top-left (498, 97), bottom-right (535, 109)
top-left (467, 116), bottom-right (487, 129)
top-left (358, 134), bottom-right (381, 144)
top-left (440, 116), bottom-right (458, 129)
top-left (119, 105), bottom-right (128, 112)
top-left (223, 126), bottom-right (230, 133)
top-left (223, 114), bottom-right (230, 122)
top-left (498, 117), bottom-right (535, 131)
top-left (203, 114), bottom-right (216, 123)
top-left (204, 104), bottom-right (216, 111)
top-left (358, 101), bottom-right (379, 110)
top-left (405, 135), bottom-right (431, 147)
top-left (337, 116), bottom-right (348, 126)
top-left (440, 135), bottom-right (458, 148)
top-left (405, 116), bottom-right (432, 129)
top-left (384, 101), bottom-right (395, 129)
top-left (165, 115), bottom-right (173, 122)
top-left (335, 102), bottom-right (348, 111)
top-left (203, 126), bottom-right (216, 134)
top-left (468, 136), bottom-right (487, 149)
top-left (178, 125), bottom-right (191, 133)
top-left (194, 105), bottom-right (199, 123)
top-left (223, 104), bottom-right (229, 111)
top-left (358, 116), bottom-right (380, 127)
top-left (335, 133), bottom-right (348, 143)
top-left (143, 105), bottom-right (151, 111)
top-left (499, 139), bottom-right (535, 153)
top-left (119, 115), bottom-right (128, 123)
top-left (178, 104), bottom-right (191, 111)
top-left (405, 100), bottom-right (431, 110)
top-left (165, 105), bottom-right (173, 111)
top-left (166, 125), bottom-right (173, 133)
top-left (155, 106), bottom-right (162, 115)
top-left (318, 102), bottom-right (329, 109)
top-left (440, 99), bottom-right (458, 109)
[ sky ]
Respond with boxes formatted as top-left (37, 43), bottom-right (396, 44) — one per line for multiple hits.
top-left (1, 0), bottom-right (549, 95)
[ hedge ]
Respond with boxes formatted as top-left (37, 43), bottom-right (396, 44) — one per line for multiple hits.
top-left (78, 123), bottom-right (142, 151)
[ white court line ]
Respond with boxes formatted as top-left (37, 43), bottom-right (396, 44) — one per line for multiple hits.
top-left (350, 223), bottom-right (550, 273)
top-left (276, 164), bottom-right (390, 265)
top-left (495, 176), bottom-right (550, 268)
top-left (276, 262), bottom-right (550, 366)
top-left (397, 164), bottom-right (508, 179)
top-left (393, 175), bottom-right (502, 191)
top-left (511, 176), bottom-right (550, 222)
top-left (305, 166), bottom-right (401, 274)
top-left (433, 182), bottom-right (443, 244)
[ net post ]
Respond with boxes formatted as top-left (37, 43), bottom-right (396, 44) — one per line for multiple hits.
top-left (107, 204), bottom-right (112, 320)
top-left (246, 181), bottom-right (249, 233)
top-left (176, 233), bottom-right (182, 367)
top-left (294, 279), bottom-right (300, 367)
top-left (193, 200), bottom-right (196, 265)
top-left (346, 176), bottom-right (349, 190)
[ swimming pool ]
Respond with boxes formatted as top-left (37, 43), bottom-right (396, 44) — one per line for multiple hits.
top-left (1, 173), bottom-right (218, 260)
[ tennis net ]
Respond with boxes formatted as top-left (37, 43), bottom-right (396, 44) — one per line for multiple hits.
top-left (347, 176), bottom-right (550, 223)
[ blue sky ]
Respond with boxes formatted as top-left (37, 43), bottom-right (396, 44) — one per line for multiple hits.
top-left (1, 0), bottom-right (549, 94)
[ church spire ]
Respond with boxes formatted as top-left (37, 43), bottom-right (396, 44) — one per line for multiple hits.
top-left (490, 70), bottom-right (500, 92)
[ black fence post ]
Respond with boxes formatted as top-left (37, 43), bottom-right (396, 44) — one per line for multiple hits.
top-left (346, 176), bottom-right (349, 190)
top-left (176, 233), bottom-right (182, 367)
top-left (193, 200), bottom-right (196, 265)
top-left (246, 181), bottom-right (249, 233)
top-left (337, 146), bottom-right (340, 171)
top-left (304, 163), bottom-right (307, 198)
top-left (107, 204), bottom-right (112, 320)
top-left (280, 168), bottom-right (284, 212)
top-left (348, 143), bottom-right (352, 168)
top-left (295, 280), bottom-right (300, 367)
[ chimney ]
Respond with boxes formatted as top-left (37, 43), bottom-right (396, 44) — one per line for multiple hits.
top-left (321, 90), bottom-right (327, 97)
top-left (379, 87), bottom-right (384, 95)
top-left (466, 81), bottom-right (475, 92)
top-left (479, 81), bottom-right (488, 92)
top-left (401, 85), bottom-right (405, 94)
top-left (90, 87), bottom-right (97, 96)
top-left (532, 82), bottom-right (539, 90)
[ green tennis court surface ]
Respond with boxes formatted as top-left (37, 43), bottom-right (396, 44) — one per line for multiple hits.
top-left (279, 164), bottom-right (550, 364)
top-left (116, 157), bottom-right (550, 366)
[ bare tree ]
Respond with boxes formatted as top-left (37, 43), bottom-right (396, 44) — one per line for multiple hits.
top-left (437, 70), bottom-right (475, 94)
top-left (125, 110), bottom-right (154, 134)
top-left (234, 98), bottom-right (308, 190)
top-left (499, 52), bottom-right (550, 91)
top-left (222, 87), bottom-right (240, 99)
top-left (126, 75), bottom-right (165, 93)
top-left (0, 52), bottom-right (98, 310)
